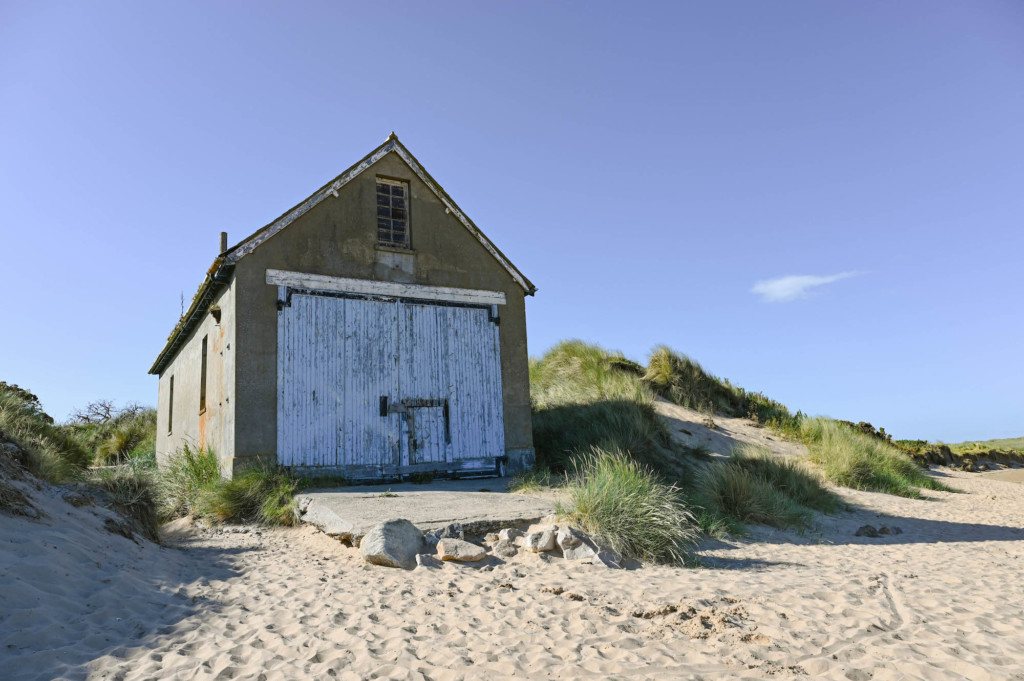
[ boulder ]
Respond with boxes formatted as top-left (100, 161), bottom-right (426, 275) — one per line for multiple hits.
top-left (523, 527), bottom-right (558, 553)
top-left (484, 533), bottom-right (500, 543)
top-left (424, 522), bottom-right (465, 549)
top-left (359, 519), bottom-right (425, 569)
top-left (498, 528), bottom-right (524, 543)
top-left (437, 538), bottom-right (487, 562)
top-left (878, 526), bottom-right (903, 536)
top-left (556, 526), bottom-right (602, 561)
top-left (492, 539), bottom-right (518, 558)
top-left (855, 525), bottom-right (880, 538)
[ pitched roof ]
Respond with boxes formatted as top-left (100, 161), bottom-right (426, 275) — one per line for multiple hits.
top-left (149, 134), bottom-right (535, 375)
top-left (224, 133), bottom-right (536, 293)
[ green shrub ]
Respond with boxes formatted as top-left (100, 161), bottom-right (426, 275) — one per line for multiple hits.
top-left (158, 442), bottom-right (220, 518)
top-left (530, 341), bottom-right (678, 474)
top-left (205, 463), bottom-right (299, 526)
top-left (692, 446), bottom-right (838, 529)
top-left (64, 406), bottom-right (157, 466)
top-left (86, 459), bottom-right (160, 541)
top-left (800, 417), bottom-right (950, 498)
top-left (0, 385), bottom-right (90, 482)
top-left (558, 447), bottom-right (698, 564)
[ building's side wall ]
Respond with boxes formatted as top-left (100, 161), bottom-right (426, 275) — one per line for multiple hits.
top-left (156, 279), bottom-right (236, 477)
top-left (232, 150), bottom-right (533, 474)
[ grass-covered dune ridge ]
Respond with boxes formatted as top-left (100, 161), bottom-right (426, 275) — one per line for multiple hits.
top-left (529, 340), bottom-right (677, 474)
top-left (800, 418), bottom-right (951, 498)
top-left (643, 347), bottom-right (800, 430)
top-left (0, 382), bottom-right (91, 481)
top-left (529, 340), bottom-right (950, 539)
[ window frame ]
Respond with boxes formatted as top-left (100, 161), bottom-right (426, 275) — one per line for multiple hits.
top-left (375, 177), bottom-right (411, 249)
top-left (168, 375), bottom-right (174, 434)
top-left (199, 336), bottom-right (208, 414)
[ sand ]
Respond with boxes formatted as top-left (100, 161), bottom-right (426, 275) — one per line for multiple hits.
top-left (4, 470), bottom-right (1024, 680)
top-left (653, 397), bottom-right (808, 461)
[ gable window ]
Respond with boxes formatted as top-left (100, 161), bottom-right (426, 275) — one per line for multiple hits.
top-left (168, 375), bottom-right (174, 433)
top-left (376, 178), bottom-right (409, 247)
top-left (199, 336), bottom-right (208, 413)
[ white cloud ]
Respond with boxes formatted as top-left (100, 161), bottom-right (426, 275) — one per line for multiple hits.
top-left (751, 272), bottom-right (860, 302)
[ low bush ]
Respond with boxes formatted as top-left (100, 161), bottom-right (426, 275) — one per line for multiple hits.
top-left (204, 463), bottom-right (299, 526)
top-left (691, 446), bottom-right (839, 529)
top-left (800, 417), bottom-right (950, 498)
top-left (558, 447), bottom-right (698, 564)
top-left (63, 403), bottom-right (157, 466)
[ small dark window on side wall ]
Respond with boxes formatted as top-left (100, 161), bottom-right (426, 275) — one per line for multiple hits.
top-left (199, 336), bottom-right (208, 413)
top-left (168, 375), bottom-right (174, 434)
top-left (376, 178), bottom-right (409, 247)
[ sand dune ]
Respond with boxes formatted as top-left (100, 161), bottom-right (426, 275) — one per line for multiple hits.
top-left (3, 469), bottom-right (1024, 680)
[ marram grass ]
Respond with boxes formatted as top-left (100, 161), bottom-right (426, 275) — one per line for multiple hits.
top-left (204, 463), bottom-right (299, 526)
top-left (799, 417), bottom-right (950, 498)
top-left (691, 445), bottom-right (839, 529)
top-left (530, 341), bottom-right (677, 474)
top-left (558, 447), bottom-right (699, 564)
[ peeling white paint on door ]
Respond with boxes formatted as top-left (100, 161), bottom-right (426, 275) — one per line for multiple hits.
top-left (277, 291), bottom-right (504, 477)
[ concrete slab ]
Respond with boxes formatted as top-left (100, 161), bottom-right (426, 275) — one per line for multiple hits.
top-left (297, 478), bottom-right (561, 543)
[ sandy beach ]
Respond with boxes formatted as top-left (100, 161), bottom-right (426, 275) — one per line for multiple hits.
top-left (3, 469), bottom-right (1024, 681)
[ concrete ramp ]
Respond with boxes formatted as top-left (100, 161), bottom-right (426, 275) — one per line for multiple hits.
top-left (297, 479), bottom-right (560, 543)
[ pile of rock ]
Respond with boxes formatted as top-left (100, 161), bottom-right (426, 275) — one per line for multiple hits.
top-left (854, 524), bottom-right (904, 538)
top-left (357, 517), bottom-right (621, 570)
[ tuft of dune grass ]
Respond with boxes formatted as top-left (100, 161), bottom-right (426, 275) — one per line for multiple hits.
top-left (558, 447), bottom-right (699, 564)
top-left (800, 417), bottom-right (950, 498)
top-left (691, 445), bottom-right (839, 529)
top-left (157, 442), bottom-right (220, 519)
top-left (204, 463), bottom-right (299, 526)
top-left (508, 467), bottom-right (558, 493)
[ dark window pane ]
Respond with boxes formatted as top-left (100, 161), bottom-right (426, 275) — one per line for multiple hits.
top-left (390, 185), bottom-right (404, 197)
top-left (391, 207), bottom-right (406, 221)
top-left (377, 217), bottom-right (390, 231)
top-left (377, 193), bottom-right (389, 206)
top-left (377, 205), bottom-right (390, 218)
top-left (392, 197), bottom-right (405, 209)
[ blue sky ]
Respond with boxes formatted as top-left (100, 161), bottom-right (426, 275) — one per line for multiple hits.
top-left (2, 1), bottom-right (1021, 442)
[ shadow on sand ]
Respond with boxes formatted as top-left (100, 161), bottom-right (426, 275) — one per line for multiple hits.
top-left (28, 540), bottom-right (253, 681)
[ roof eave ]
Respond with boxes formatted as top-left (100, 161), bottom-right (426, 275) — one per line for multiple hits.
top-left (148, 261), bottom-right (235, 375)
top-left (222, 134), bottom-right (537, 294)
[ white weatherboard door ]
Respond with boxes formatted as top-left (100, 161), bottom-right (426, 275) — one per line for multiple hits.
top-left (277, 292), bottom-right (504, 476)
